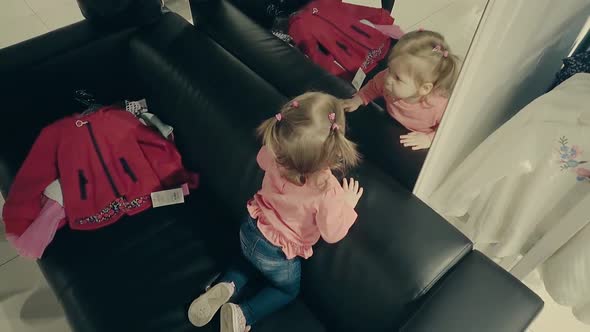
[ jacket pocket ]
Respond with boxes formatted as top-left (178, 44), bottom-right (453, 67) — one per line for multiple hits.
top-left (119, 158), bottom-right (138, 183)
top-left (78, 170), bottom-right (88, 200)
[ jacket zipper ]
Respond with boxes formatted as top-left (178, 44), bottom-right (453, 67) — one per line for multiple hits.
top-left (84, 122), bottom-right (122, 198)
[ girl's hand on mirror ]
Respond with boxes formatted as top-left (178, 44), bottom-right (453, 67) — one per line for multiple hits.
top-left (400, 132), bottom-right (432, 150)
top-left (342, 177), bottom-right (364, 208)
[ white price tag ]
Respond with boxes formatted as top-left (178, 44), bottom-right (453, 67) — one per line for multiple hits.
top-left (342, 0), bottom-right (381, 8)
top-left (151, 188), bottom-right (185, 208)
top-left (351, 68), bottom-right (367, 91)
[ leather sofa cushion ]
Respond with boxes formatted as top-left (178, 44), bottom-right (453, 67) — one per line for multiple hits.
top-left (400, 251), bottom-right (544, 332)
top-left (303, 163), bottom-right (472, 330)
top-left (39, 190), bottom-right (326, 332)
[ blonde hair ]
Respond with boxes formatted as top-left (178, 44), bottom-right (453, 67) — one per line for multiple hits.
top-left (389, 29), bottom-right (461, 97)
top-left (257, 92), bottom-right (360, 186)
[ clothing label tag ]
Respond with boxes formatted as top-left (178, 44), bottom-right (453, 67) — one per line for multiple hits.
top-left (151, 188), bottom-right (184, 208)
top-left (342, 0), bottom-right (381, 8)
top-left (352, 68), bottom-right (367, 91)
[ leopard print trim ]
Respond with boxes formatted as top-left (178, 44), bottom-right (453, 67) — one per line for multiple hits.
top-left (361, 43), bottom-right (386, 71)
top-left (76, 195), bottom-right (150, 225)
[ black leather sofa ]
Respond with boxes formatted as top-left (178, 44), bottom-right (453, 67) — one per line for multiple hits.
top-left (0, 9), bottom-right (542, 332)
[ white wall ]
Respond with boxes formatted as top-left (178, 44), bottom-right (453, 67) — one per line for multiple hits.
top-left (414, 0), bottom-right (590, 201)
top-left (392, 0), bottom-right (489, 60)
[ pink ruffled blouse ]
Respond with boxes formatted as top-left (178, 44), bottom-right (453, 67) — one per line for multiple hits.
top-left (247, 146), bottom-right (358, 259)
top-left (358, 69), bottom-right (449, 140)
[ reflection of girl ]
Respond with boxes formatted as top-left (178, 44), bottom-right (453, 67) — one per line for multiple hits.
top-left (343, 30), bottom-right (460, 150)
top-left (188, 92), bottom-right (364, 332)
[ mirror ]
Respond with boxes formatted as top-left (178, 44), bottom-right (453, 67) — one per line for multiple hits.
top-left (257, 0), bottom-right (490, 188)
top-left (341, 0), bottom-right (490, 188)
top-left (386, 0), bottom-right (490, 152)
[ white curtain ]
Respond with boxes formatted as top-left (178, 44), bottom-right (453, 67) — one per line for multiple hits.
top-left (542, 222), bottom-right (590, 324)
top-left (429, 73), bottom-right (590, 324)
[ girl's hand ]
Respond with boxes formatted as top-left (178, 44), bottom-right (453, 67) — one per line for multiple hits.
top-left (342, 177), bottom-right (364, 208)
top-left (400, 132), bottom-right (432, 150)
top-left (342, 96), bottom-right (364, 112)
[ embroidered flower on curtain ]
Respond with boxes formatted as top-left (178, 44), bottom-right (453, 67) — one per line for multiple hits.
top-left (558, 136), bottom-right (590, 182)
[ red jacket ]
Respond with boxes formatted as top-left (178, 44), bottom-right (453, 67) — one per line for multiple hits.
top-left (3, 107), bottom-right (193, 236)
top-left (289, 0), bottom-right (394, 79)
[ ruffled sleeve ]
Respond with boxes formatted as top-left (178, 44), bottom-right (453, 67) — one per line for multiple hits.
top-left (315, 186), bottom-right (358, 244)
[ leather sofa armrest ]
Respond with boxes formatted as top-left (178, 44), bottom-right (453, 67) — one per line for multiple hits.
top-left (400, 251), bottom-right (543, 332)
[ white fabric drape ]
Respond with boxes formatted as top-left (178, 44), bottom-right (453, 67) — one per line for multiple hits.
top-left (542, 222), bottom-right (590, 324)
top-left (429, 73), bottom-right (590, 323)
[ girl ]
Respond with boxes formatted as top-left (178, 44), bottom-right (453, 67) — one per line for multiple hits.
top-left (343, 29), bottom-right (461, 150)
top-left (188, 92), bottom-right (364, 332)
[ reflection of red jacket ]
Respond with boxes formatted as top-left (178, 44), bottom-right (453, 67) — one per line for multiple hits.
top-left (3, 107), bottom-right (193, 236)
top-left (289, 0), bottom-right (393, 79)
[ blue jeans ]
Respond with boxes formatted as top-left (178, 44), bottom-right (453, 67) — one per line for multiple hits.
top-left (219, 216), bottom-right (301, 326)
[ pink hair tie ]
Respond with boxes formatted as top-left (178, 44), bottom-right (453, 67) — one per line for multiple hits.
top-left (291, 100), bottom-right (300, 108)
top-left (331, 123), bottom-right (340, 131)
top-left (418, 28), bottom-right (424, 32)
top-left (433, 44), bottom-right (449, 58)
top-left (275, 113), bottom-right (282, 121)
top-left (328, 112), bottom-right (336, 121)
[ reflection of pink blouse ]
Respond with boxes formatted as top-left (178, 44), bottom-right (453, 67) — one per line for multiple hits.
top-left (247, 146), bottom-right (358, 259)
top-left (358, 70), bottom-right (449, 140)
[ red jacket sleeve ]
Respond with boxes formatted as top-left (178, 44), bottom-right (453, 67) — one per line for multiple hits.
top-left (357, 70), bottom-right (387, 104)
top-left (2, 125), bottom-right (60, 236)
top-left (315, 185), bottom-right (358, 244)
top-left (135, 122), bottom-right (189, 189)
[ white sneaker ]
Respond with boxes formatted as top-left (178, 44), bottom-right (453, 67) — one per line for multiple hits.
top-left (220, 303), bottom-right (250, 332)
top-left (188, 282), bottom-right (234, 327)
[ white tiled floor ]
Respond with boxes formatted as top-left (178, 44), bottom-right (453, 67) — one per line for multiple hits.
top-left (0, 0), bottom-right (82, 49)
top-left (0, 0), bottom-right (49, 49)
top-left (0, 257), bottom-right (71, 332)
top-left (31, 0), bottom-right (85, 31)
top-left (0, 0), bottom-right (192, 49)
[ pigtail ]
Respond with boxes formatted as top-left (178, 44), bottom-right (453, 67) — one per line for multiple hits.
top-left (323, 122), bottom-right (360, 175)
top-left (434, 53), bottom-right (461, 97)
top-left (332, 129), bottom-right (361, 173)
top-left (256, 114), bottom-right (281, 153)
top-left (258, 110), bottom-right (308, 186)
